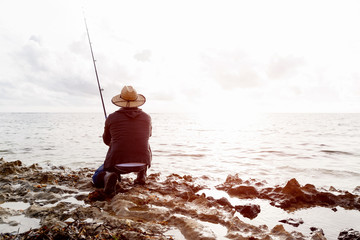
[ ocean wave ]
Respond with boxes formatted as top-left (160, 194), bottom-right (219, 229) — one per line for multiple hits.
top-left (258, 150), bottom-right (285, 155)
top-left (313, 168), bottom-right (360, 177)
top-left (41, 147), bottom-right (56, 151)
top-left (321, 150), bottom-right (353, 156)
top-left (278, 165), bottom-right (360, 177)
top-left (22, 148), bottom-right (32, 152)
top-left (0, 149), bottom-right (14, 154)
top-left (257, 150), bottom-right (298, 157)
top-left (167, 153), bottom-right (206, 158)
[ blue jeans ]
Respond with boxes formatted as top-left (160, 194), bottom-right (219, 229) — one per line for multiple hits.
top-left (92, 164), bottom-right (105, 188)
top-left (92, 163), bottom-right (147, 187)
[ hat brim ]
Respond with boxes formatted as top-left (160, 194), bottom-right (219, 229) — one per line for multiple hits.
top-left (111, 94), bottom-right (146, 108)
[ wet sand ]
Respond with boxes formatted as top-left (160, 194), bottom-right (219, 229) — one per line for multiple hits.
top-left (0, 158), bottom-right (359, 239)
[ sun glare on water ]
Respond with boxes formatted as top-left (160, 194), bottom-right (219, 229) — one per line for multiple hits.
top-left (193, 106), bottom-right (266, 133)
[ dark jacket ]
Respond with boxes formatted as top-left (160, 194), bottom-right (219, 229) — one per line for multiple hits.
top-left (102, 108), bottom-right (152, 172)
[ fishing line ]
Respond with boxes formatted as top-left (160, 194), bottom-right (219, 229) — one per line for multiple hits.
top-left (83, 11), bottom-right (107, 119)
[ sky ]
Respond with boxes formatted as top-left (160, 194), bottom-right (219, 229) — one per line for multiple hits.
top-left (1, 0), bottom-right (360, 113)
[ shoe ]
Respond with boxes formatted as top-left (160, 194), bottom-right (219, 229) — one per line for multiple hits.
top-left (104, 172), bottom-right (118, 194)
top-left (94, 171), bottom-right (106, 188)
top-left (134, 170), bottom-right (146, 185)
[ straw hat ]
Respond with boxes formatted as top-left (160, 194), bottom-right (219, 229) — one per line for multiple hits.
top-left (111, 86), bottom-right (146, 108)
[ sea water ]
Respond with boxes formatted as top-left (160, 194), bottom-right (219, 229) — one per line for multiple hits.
top-left (1, 112), bottom-right (360, 237)
top-left (1, 112), bottom-right (359, 191)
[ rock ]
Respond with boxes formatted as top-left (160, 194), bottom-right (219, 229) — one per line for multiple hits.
top-left (2, 158), bottom-right (358, 240)
top-left (8, 221), bottom-right (19, 226)
top-left (48, 186), bottom-right (64, 194)
top-left (228, 185), bottom-right (259, 198)
top-left (87, 189), bottom-right (108, 202)
top-left (234, 204), bottom-right (261, 219)
top-left (39, 173), bottom-right (55, 184)
top-left (338, 228), bottom-right (360, 240)
top-left (216, 197), bottom-right (233, 208)
top-left (183, 175), bottom-right (193, 182)
top-left (25, 204), bottom-right (50, 218)
top-left (170, 215), bottom-right (217, 240)
top-left (0, 193), bottom-right (7, 202)
top-left (77, 181), bottom-right (94, 191)
top-left (29, 163), bottom-right (40, 170)
top-left (218, 175), bottom-right (360, 211)
top-left (303, 184), bottom-right (317, 194)
top-left (0, 160), bottom-right (23, 176)
top-left (225, 174), bottom-right (243, 185)
top-left (282, 178), bottom-right (304, 197)
top-left (279, 218), bottom-right (304, 227)
top-left (353, 186), bottom-right (360, 194)
top-left (310, 227), bottom-right (326, 240)
top-left (206, 196), bottom-right (215, 201)
top-left (271, 224), bottom-right (290, 236)
top-left (311, 232), bottom-right (326, 240)
top-left (75, 194), bottom-right (88, 201)
top-left (310, 227), bottom-right (324, 234)
top-left (34, 192), bottom-right (58, 201)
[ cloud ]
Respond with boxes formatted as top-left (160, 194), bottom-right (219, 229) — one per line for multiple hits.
top-left (201, 51), bottom-right (261, 90)
top-left (17, 36), bottom-right (50, 72)
top-left (0, 81), bottom-right (16, 101)
top-left (150, 91), bottom-right (174, 101)
top-left (267, 55), bottom-right (305, 80)
top-left (10, 36), bottom-right (99, 98)
top-left (1, 1), bottom-right (360, 113)
top-left (353, 75), bottom-right (360, 96)
top-left (134, 49), bottom-right (152, 62)
top-left (29, 35), bottom-right (42, 44)
top-left (68, 36), bottom-right (91, 58)
top-left (217, 68), bottom-right (260, 90)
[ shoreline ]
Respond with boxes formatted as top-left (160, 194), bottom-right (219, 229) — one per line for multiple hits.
top-left (0, 158), bottom-right (359, 239)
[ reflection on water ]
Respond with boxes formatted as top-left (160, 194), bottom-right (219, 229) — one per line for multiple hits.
top-left (152, 112), bottom-right (360, 192)
top-left (199, 188), bottom-right (360, 240)
top-left (0, 214), bottom-right (40, 234)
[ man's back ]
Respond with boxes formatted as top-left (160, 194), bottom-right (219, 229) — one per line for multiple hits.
top-left (103, 108), bottom-right (152, 171)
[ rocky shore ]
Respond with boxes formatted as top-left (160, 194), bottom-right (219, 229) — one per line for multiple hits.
top-left (216, 174), bottom-right (360, 212)
top-left (0, 158), bottom-right (359, 240)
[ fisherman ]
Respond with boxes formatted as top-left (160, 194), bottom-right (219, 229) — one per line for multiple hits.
top-left (92, 86), bottom-right (152, 194)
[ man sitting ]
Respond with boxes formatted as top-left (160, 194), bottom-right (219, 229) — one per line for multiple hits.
top-left (92, 86), bottom-right (152, 194)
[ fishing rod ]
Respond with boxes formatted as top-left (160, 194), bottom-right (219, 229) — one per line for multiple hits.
top-left (83, 14), bottom-right (107, 119)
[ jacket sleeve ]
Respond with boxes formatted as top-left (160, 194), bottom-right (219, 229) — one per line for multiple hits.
top-left (102, 118), bottom-right (111, 146)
